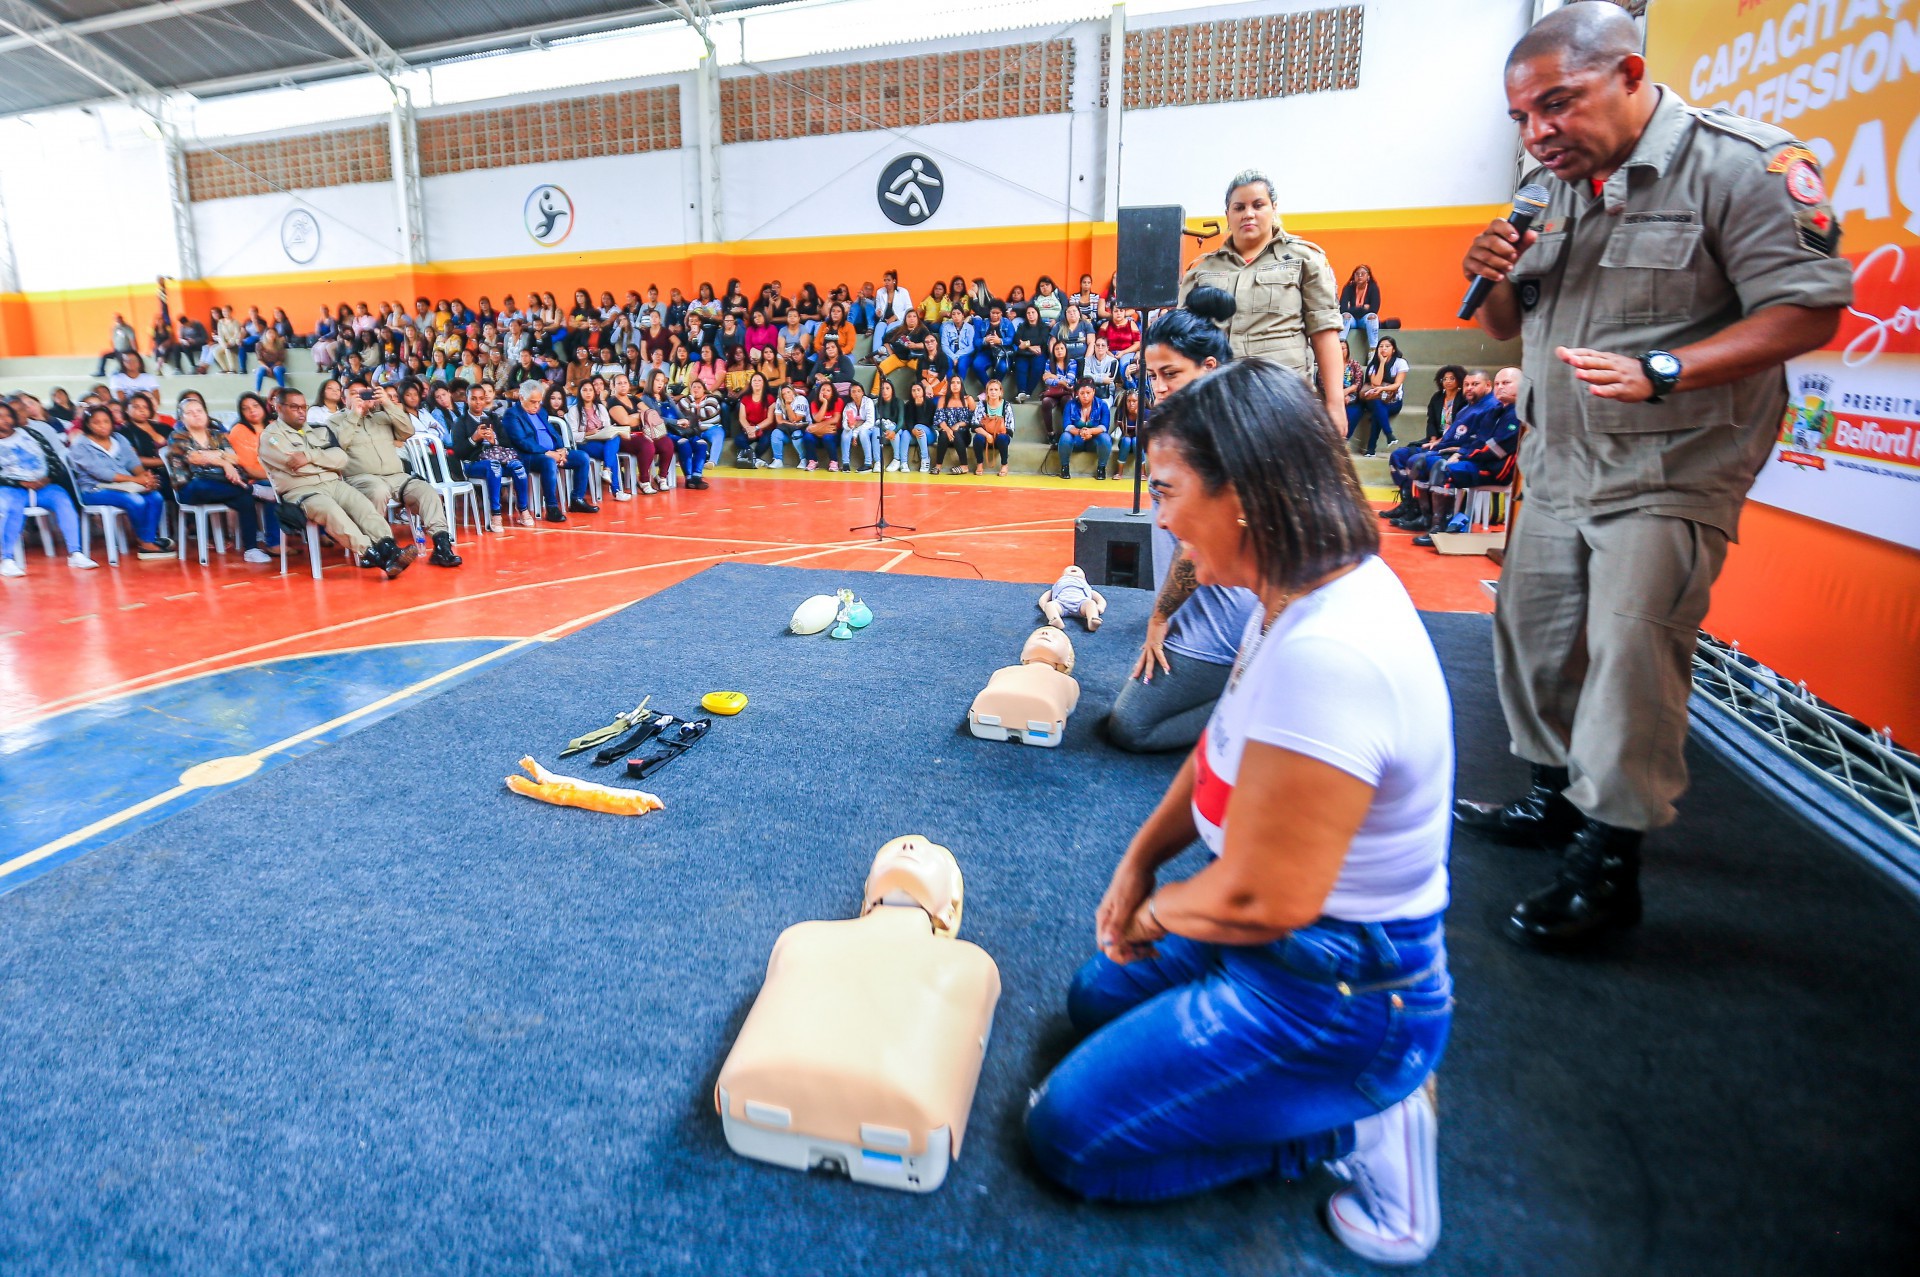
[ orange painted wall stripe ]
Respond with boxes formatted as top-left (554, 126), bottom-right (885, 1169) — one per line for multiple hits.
top-left (1705, 503), bottom-right (1920, 746)
top-left (2, 209), bottom-right (1500, 358)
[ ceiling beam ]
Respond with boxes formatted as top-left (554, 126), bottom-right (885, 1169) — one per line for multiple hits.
top-left (0, 0), bottom-right (251, 58)
top-left (281, 0), bottom-right (406, 83)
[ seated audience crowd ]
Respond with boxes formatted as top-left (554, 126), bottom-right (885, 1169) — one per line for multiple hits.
top-left (5, 270), bottom-right (1503, 578)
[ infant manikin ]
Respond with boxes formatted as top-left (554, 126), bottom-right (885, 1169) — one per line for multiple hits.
top-left (715, 835), bottom-right (1002, 1193)
top-left (967, 625), bottom-right (1080, 747)
top-left (1039, 564), bottom-right (1106, 631)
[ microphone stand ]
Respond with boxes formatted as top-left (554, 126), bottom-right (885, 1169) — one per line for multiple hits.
top-left (1130, 373), bottom-right (1156, 516)
top-left (850, 425), bottom-right (914, 539)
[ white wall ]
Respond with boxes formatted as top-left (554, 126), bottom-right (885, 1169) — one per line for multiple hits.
top-left (1117, 0), bottom-right (1533, 215)
top-left (190, 182), bottom-right (404, 277)
top-left (0, 106), bottom-right (178, 290)
top-left (423, 150), bottom-right (689, 261)
top-left (719, 111), bottom-right (1103, 240)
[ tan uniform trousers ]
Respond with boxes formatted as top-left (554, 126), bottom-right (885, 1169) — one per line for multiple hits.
top-left (292, 479), bottom-right (392, 557)
top-left (347, 472), bottom-right (447, 537)
top-left (1492, 504), bottom-right (1728, 832)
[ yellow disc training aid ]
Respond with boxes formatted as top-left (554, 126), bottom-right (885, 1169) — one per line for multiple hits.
top-left (702, 691), bottom-right (749, 716)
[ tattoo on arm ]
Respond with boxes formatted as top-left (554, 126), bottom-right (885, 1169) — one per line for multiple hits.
top-left (1155, 554), bottom-right (1199, 620)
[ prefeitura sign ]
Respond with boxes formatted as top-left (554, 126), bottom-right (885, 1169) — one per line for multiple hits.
top-left (1647, 0), bottom-right (1920, 548)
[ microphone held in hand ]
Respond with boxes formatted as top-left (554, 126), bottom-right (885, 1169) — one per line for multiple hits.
top-left (1458, 183), bottom-right (1551, 320)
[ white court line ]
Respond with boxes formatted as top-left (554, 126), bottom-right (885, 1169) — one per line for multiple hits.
top-left (3, 516), bottom-right (1073, 731)
top-left (875, 549), bottom-right (913, 572)
top-left (0, 606), bottom-right (605, 886)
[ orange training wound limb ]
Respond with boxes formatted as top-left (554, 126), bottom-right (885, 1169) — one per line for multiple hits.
top-left (506, 756), bottom-right (664, 816)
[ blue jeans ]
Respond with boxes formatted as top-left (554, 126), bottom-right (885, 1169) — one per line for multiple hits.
top-left (841, 422), bottom-right (882, 468)
top-left (1, 485), bottom-right (82, 556)
top-left (1011, 352), bottom-right (1045, 396)
top-left (465, 457), bottom-right (529, 514)
top-left (525, 450), bottom-right (592, 505)
top-left (1111, 434), bottom-right (1137, 470)
top-left (798, 430), bottom-right (839, 465)
top-left (770, 428), bottom-right (806, 465)
top-left (576, 435), bottom-right (624, 494)
top-left (1026, 913), bottom-right (1451, 1203)
top-left (1341, 311), bottom-right (1380, 347)
top-left (888, 425), bottom-right (929, 468)
top-left (177, 476), bottom-right (263, 549)
top-left (674, 435), bottom-right (710, 477)
top-left (78, 487), bottom-right (165, 545)
top-left (254, 365), bottom-right (286, 391)
top-left (697, 425), bottom-right (726, 469)
top-left (1060, 429), bottom-right (1112, 474)
top-left (969, 350), bottom-right (1008, 385)
top-left (848, 299), bottom-right (875, 332)
top-left (1364, 400), bottom-right (1403, 452)
top-left (734, 430), bottom-right (771, 465)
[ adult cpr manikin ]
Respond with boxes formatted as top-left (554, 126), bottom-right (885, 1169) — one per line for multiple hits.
top-left (967, 625), bottom-right (1080, 747)
top-left (715, 836), bottom-right (1002, 1193)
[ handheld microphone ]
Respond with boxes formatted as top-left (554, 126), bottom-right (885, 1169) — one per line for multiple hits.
top-left (1458, 183), bottom-right (1551, 320)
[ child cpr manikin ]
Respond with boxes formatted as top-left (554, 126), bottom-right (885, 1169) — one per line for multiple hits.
top-left (715, 836), bottom-right (1002, 1193)
top-left (1038, 564), bottom-right (1106, 631)
top-left (967, 625), bottom-right (1080, 747)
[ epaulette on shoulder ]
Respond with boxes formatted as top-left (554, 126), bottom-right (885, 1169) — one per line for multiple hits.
top-left (1279, 232), bottom-right (1330, 259)
top-left (1694, 105), bottom-right (1796, 151)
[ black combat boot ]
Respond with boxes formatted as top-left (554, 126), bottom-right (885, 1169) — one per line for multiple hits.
top-left (429, 531), bottom-right (462, 567)
top-left (1453, 764), bottom-right (1581, 847)
top-left (371, 536), bottom-right (416, 579)
top-left (1378, 498), bottom-right (1414, 520)
top-left (1505, 819), bottom-right (1643, 950)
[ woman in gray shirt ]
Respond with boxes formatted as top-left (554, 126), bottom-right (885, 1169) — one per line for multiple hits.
top-left (68, 405), bottom-right (173, 558)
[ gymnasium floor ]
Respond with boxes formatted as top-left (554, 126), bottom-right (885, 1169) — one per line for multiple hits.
top-left (0, 470), bottom-right (1493, 894)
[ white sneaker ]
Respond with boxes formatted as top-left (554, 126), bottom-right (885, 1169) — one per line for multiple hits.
top-left (920, 464), bottom-right (932, 473)
top-left (67, 552), bottom-right (99, 570)
top-left (754, 457), bottom-right (770, 468)
top-left (887, 460), bottom-right (904, 472)
top-left (771, 458), bottom-right (785, 469)
top-left (242, 548), bottom-right (272, 564)
top-left (0, 558), bottom-right (22, 578)
top-left (1325, 1079), bottom-right (1440, 1266)
top-left (613, 490), bottom-right (633, 501)
top-left (639, 482), bottom-right (657, 495)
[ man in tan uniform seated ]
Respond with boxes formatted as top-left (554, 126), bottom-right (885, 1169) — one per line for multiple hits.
top-left (334, 380), bottom-right (461, 568)
top-left (258, 387), bottom-right (414, 579)
top-left (716, 835), bottom-right (1001, 1193)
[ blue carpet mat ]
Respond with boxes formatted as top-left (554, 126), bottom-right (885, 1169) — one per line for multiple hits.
top-left (1, 562), bottom-right (1915, 1275)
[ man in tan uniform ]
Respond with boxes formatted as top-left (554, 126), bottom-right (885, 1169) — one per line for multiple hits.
top-left (1457, 4), bottom-right (1852, 950)
top-left (334, 381), bottom-right (461, 567)
top-left (257, 387), bottom-right (414, 579)
top-left (1178, 168), bottom-right (1343, 425)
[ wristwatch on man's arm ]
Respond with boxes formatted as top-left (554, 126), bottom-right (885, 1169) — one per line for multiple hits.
top-left (1639, 350), bottom-right (1683, 403)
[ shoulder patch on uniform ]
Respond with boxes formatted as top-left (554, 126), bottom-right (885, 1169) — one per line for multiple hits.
top-left (1767, 144), bottom-right (1819, 173)
top-left (1694, 106), bottom-right (1794, 150)
top-left (1794, 203), bottom-right (1842, 257)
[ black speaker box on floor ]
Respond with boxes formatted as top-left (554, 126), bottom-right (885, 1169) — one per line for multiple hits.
top-left (1074, 505), bottom-right (1157, 590)
top-left (1114, 205), bottom-right (1186, 311)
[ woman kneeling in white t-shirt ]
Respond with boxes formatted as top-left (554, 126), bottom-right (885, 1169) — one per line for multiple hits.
top-left (1026, 359), bottom-right (1454, 1266)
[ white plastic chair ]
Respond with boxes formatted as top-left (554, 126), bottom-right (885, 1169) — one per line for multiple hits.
top-left (79, 505), bottom-right (125, 566)
top-left (406, 436), bottom-right (487, 539)
top-left (19, 504), bottom-right (55, 557)
top-left (553, 414), bottom-right (601, 504)
top-left (175, 503), bottom-right (236, 565)
top-left (1464, 484), bottom-right (1514, 531)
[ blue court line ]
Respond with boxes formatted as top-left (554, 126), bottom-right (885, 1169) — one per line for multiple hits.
top-left (0, 640), bottom-right (524, 895)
